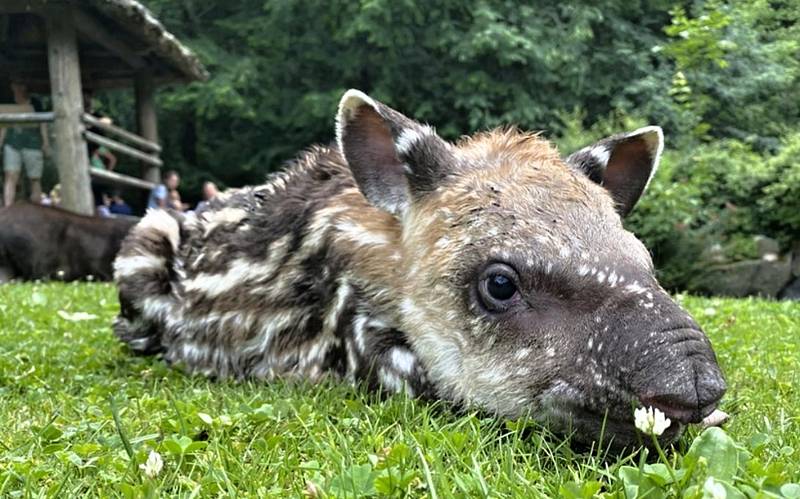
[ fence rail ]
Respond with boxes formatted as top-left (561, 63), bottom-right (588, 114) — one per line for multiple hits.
top-left (84, 130), bottom-right (163, 167)
top-left (0, 112), bottom-right (54, 125)
top-left (1, 111), bottom-right (162, 191)
top-left (82, 113), bottom-right (161, 153)
top-left (89, 168), bottom-right (156, 190)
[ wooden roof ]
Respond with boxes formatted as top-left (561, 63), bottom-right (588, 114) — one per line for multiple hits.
top-left (0, 0), bottom-right (209, 92)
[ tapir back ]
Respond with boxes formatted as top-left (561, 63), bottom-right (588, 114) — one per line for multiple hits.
top-left (114, 145), bottom-right (430, 394)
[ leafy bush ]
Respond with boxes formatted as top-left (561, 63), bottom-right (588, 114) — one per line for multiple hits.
top-left (553, 110), bottom-right (800, 291)
top-left (758, 133), bottom-right (800, 247)
top-left (623, 131), bottom-right (800, 290)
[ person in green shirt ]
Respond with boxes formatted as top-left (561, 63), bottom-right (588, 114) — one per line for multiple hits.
top-left (1, 82), bottom-right (51, 206)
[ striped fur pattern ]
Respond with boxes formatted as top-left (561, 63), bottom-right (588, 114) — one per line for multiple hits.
top-left (115, 149), bottom-right (432, 397)
top-left (114, 90), bottom-right (725, 447)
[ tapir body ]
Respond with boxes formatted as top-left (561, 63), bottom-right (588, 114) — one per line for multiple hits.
top-left (114, 90), bottom-right (726, 447)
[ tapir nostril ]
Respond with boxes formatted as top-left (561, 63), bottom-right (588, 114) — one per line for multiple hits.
top-left (638, 362), bottom-right (727, 424)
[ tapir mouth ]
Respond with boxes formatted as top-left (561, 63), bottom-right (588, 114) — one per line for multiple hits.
top-left (538, 373), bottom-right (728, 448)
top-left (637, 394), bottom-right (718, 425)
top-left (629, 327), bottom-right (727, 425)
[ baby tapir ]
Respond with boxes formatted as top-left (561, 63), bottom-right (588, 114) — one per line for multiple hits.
top-left (114, 90), bottom-right (726, 447)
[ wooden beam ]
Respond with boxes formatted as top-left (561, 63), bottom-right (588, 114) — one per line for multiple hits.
top-left (82, 113), bottom-right (161, 153)
top-left (135, 72), bottom-right (161, 183)
top-left (46, 6), bottom-right (94, 216)
top-left (89, 168), bottom-right (156, 191)
top-left (84, 130), bottom-right (163, 167)
top-left (0, 111), bottom-right (53, 124)
top-left (71, 7), bottom-right (147, 70)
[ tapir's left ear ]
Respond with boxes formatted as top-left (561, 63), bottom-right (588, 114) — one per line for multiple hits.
top-left (336, 89), bottom-right (452, 215)
top-left (565, 126), bottom-right (664, 217)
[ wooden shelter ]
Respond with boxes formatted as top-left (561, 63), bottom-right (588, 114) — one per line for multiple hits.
top-left (0, 0), bottom-right (208, 214)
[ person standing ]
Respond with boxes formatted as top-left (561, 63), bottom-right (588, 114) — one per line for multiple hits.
top-left (147, 170), bottom-right (180, 209)
top-left (1, 82), bottom-right (50, 206)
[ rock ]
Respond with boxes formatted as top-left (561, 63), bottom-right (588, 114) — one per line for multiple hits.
top-left (700, 243), bottom-right (726, 264)
top-left (694, 257), bottom-right (792, 298)
top-left (792, 241), bottom-right (800, 278)
top-left (752, 258), bottom-right (792, 296)
top-left (754, 235), bottom-right (780, 258)
top-left (779, 277), bottom-right (800, 300)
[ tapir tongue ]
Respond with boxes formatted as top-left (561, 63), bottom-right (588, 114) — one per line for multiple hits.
top-left (699, 409), bottom-right (729, 428)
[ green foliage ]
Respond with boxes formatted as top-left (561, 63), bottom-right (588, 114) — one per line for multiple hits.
top-left (625, 131), bottom-right (800, 289)
top-left (131, 0), bottom-right (675, 194)
top-left (615, 427), bottom-right (796, 498)
top-left (758, 133), bottom-right (800, 244)
top-left (1, 284), bottom-right (798, 496)
top-left (98, 1), bottom-right (799, 284)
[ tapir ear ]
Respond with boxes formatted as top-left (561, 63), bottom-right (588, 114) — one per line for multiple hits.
top-left (336, 89), bottom-right (451, 215)
top-left (565, 126), bottom-right (664, 217)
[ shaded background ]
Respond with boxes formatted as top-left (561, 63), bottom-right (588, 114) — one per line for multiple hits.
top-left (91, 0), bottom-right (799, 292)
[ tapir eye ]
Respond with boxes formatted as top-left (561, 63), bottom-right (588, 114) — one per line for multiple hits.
top-left (478, 263), bottom-right (520, 312)
top-left (488, 275), bottom-right (516, 300)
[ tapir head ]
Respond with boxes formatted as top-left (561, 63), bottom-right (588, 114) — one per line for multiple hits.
top-left (337, 90), bottom-right (726, 447)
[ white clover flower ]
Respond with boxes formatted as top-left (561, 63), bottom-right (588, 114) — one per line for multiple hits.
top-left (139, 450), bottom-right (164, 478)
top-left (703, 477), bottom-right (727, 499)
top-left (634, 406), bottom-right (671, 436)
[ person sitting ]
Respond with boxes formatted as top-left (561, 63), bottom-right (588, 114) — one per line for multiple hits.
top-left (168, 189), bottom-right (189, 212)
top-left (147, 170), bottom-right (180, 210)
top-left (96, 192), bottom-right (112, 218)
top-left (195, 181), bottom-right (219, 213)
top-left (109, 191), bottom-right (133, 216)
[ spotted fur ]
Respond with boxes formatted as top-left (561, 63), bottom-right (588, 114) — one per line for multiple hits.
top-left (114, 90), bottom-right (725, 447)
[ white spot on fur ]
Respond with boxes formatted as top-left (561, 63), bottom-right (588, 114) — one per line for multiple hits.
top-left (336, 220), bottom-right (390, 246)
top-left (202, 207), bottom-right (247, 236)
top-left (390, 348), bottom-right (416, 374)
top-left (184, 256), bottom-right (280, 298)
top-left (625, 281), bottom-right (648, 295)
top-left (515, 348), bottom-right (532, 360)
top-left (138, 210), bottom-right (180, 251)
top-left (114, 254), bottom-right (165, 279)
top-left (395, 125), bottom-right (435, 156)
top-left (590, 146), bottom-right (611, 166)
top-left (323, 281), bottom-right (353, 336)
top-left (353, 315), bottom-right (368, 353)
top-left (378, 367), bottom-right (403, 393)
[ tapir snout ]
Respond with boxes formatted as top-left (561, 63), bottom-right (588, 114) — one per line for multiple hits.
top-left (633, 327), bottom-right (726, 424)
top-left (597, 285), bottom-right (727, 428)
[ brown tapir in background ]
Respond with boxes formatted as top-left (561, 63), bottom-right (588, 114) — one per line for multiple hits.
top-left (0, 202), bottom-right (136, 282)
top-left (113, 90), bottom-right (726, 448)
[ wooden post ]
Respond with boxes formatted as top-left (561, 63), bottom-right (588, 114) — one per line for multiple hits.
top-left (46, 7), bottom-right (93, 215)
top-left (135, 72), bottom-right (160, 184)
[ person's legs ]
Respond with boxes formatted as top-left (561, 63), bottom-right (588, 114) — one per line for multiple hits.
top-left (22, 149), bottom-right (44, 203)
top-left (3, 145), bottom-right (22, 207)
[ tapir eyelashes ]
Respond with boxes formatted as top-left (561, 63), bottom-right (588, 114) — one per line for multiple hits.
top-left (478, 263), bottom-right (521, 312)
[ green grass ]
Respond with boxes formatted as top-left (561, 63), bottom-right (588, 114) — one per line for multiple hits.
top-left (0, 283), bottom-right (798, 497)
